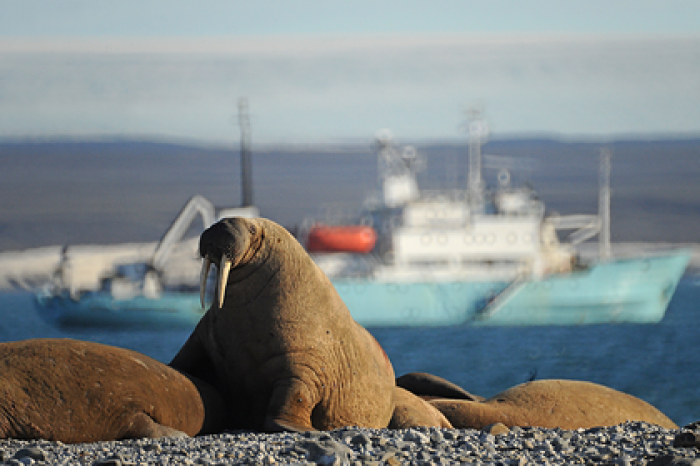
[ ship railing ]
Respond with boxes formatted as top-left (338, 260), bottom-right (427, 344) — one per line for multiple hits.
top-left (417, 189), bottom-right (470, 203)
top-left (547, 214), bottom-right (601, 246)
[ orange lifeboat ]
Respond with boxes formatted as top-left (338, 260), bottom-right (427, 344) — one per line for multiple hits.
top-left (306, 224), bottom-right (377, 254)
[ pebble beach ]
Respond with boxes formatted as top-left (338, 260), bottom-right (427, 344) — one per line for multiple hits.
top-left (2, 422), bottom-right (699, 466)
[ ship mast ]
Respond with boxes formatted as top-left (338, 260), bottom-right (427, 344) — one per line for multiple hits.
top-left (238, 98), bottom-right (254, 207)
top-left (467, 108), bottom-right (488, 214)
top-left (599, 148), bottom-right (612, 259)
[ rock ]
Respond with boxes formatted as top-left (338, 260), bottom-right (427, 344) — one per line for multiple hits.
top-left (296, 438), bottom-right (353, 466)
top-left (482, 422), bottom-right (511, 436)
top-left (13, 448), bottom-right (46, 462)
top-left (347, 432), bottom-right (372, 447)
top-left (674, 431), bottom-right (700, 448)
top-left (403, 430), bottom-right (431, 445)
top-left (648, 455), bottom-right (700, 466)
top-left (93, 457), bottom-right (123, 466)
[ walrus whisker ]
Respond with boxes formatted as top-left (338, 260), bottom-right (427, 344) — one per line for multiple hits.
top-left (218, 257), bottom-right (232, 308)
top-left (200, 257), bottom-right (212, 308)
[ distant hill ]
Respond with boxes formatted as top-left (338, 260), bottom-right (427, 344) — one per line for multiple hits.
top-left (1, 137), bottom-right (699, 251)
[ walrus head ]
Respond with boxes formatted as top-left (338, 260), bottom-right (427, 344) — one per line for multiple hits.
top-left (198, 217), bottom-right (265, 309)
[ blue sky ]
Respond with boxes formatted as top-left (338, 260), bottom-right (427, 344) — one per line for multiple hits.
top-left (1, 1), bottom-right (699, 143)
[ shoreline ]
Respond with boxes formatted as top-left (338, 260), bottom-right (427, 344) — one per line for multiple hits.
top-left (2, 423), bottom-right (699, 465)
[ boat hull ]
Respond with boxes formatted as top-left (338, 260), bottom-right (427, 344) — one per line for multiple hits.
top-left (33, 251), bottom-right (689, 329)
top-left (35, 291), bottom-right (205, 329)
top-left (332, 251), bottom-right (690, 327)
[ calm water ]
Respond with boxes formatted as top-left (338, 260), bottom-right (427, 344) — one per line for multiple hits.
top-left (1, 276), bottom-right (699, 427)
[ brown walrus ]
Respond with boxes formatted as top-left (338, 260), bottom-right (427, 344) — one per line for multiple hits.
top-left (389, 387), bottom-right (453, 429)
top-left (0, 338), bottom-right (226, 443)
top-left (396, 372), bottom-right (484, 402)
top-left (429, 379), bottom-right (678, 430)
top-left (169, 217), bottom-right (396, 432)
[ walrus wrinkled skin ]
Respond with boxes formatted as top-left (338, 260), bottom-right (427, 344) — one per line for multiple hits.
top-left (0, 338), bottom-right (226, 443)
top-left (430, 379), bottom-right (678, 430)
top-left (396, 372), bottom-right (484, 402)
top-left (389, 387), bottom-right (453, 429)
top-left (170, 217), bottom-right (396, 432)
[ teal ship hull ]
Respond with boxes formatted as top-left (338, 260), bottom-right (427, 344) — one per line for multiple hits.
top-left (35, 291), bottom-right (205, 329)
top-left (333, 251), bottom-right (690, 327)
top-left (34, 250), bottom-right (689, 329)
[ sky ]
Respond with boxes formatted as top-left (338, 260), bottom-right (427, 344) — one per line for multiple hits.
top-left (1, 1), bottom-right (700, 143)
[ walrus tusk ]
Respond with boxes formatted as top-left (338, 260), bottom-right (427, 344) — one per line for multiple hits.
top-left (199, 256), bottom-right (212, 308)
top-left (217, 257), bottom-right (232, 308)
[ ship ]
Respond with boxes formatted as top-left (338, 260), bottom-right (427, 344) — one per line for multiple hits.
top-left (34, 113), bottom-right (690, 328)
top-left (301, 118), bottom-right (690, 326)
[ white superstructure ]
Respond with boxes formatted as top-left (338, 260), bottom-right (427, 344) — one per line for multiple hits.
top-left (312, 115), bottom-right (604, 282)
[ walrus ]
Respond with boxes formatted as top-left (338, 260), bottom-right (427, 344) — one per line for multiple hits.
top-left (389, 387), bottom-right (453, 429)
top-left (429, 379), bottom-right (678, 430)
top-left (396, 372), bottom-right (484, 401)
top-left (0, 338), bottom-right (226, 443)
top-left (169, 217), bottom-right (396, 432)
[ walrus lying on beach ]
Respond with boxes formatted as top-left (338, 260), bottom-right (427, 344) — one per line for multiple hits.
top-left (0, 338), bottom-right (225, 443)
top-left (169, 217), bottom-right (396, 432)
top-left (389, 387), bottom-right (453, 429)
top-left (429, 379), bottom-right (678, 430)
top-left (396, 372), bottom-right (484, 402)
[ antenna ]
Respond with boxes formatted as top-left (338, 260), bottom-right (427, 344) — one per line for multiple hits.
top-left (238, 98), bottom-right (253, 207)
top-left (599, 148), bottom-right (612, 259)
top-left (466, 107), bottom-right (488, 214)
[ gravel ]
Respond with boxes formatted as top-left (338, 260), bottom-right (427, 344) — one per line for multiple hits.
top-left (1, 422), bottom-right (699, 466)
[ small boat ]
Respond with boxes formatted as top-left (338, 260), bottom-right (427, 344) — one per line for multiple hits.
top-left (306, 224), bottom-right (378, 253)
top-left (33, 99), bottom-right (260, 329)
top-left (33, 197), bottom-right (259, 329)
top-left (36, 289), bottom-right (204, 329)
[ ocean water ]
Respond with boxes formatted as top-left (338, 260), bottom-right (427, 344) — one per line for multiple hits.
top-left (1, 275), bottom-right (699, 427)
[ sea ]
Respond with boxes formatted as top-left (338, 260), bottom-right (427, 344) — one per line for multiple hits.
top-left (1, 274), bottom-right (698, 427)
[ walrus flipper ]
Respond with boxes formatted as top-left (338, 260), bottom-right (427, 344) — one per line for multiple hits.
top-left (169, 319), bottom-right (217, 383)
top-left (396, 372), bottom-right (484, 401)
top-left (389, 387), bottom-right (453, 429)
top-left (120, 412), bottom-right (189, 440)
top-left (263, 379), bottom-right (317, 432)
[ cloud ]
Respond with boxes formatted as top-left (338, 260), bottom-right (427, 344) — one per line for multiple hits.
top-left (1, 34), bottom-right (699, 142)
